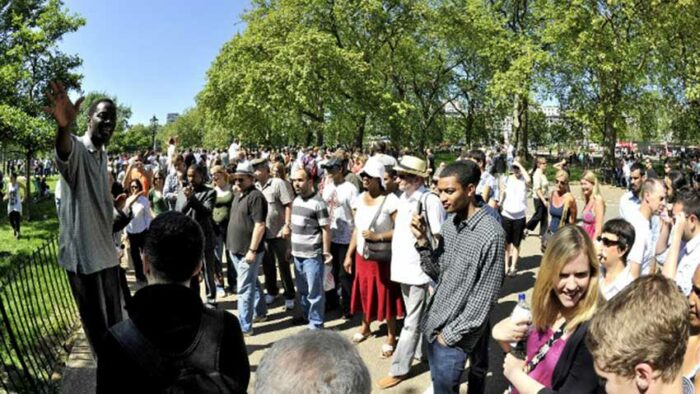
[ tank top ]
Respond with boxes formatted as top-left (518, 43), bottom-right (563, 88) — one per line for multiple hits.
top-left (581, 199), bottom-right (596, 239)
top-left (549, 193), bottom-right (566, 233)
top-left (213, 188), bottom-right (233, 224)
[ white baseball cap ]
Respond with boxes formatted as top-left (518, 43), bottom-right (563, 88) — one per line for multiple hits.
top-left (360, 157), bottom-right (386, 189)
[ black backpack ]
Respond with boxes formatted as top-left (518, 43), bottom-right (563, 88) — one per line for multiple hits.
top-left (110, 308), bottom-right (241, 393)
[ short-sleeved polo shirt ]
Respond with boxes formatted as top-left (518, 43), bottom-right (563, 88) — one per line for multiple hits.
top-left (227, 188), bottom-right (268, 256)
top-left (55, 134), bottom-right (118, 274)
top-left (257, 178), bottom-right (294, 239)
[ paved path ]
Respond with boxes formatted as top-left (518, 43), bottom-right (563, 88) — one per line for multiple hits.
top-left (60, 184), bottom-right (626, 394)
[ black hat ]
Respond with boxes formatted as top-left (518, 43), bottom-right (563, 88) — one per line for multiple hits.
top-left (321, 157), bottom-right (343, 170)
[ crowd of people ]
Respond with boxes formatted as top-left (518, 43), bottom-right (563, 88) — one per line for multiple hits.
top-left (20, 87), bottom-right (700, 393)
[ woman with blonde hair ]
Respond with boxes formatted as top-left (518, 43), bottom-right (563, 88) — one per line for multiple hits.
top-left (548, 170), bottom-right (577, 233)
top-left (580, 170), bottom-right (605, 240)
top-left (493, 225), bottom-right (601, 393)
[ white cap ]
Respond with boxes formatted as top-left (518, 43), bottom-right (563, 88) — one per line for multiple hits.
top-left (360, 157), bottom-right (386, 189)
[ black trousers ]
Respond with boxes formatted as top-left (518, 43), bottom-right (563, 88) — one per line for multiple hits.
top-left (262, 238), bottom-right (296, 300)
top-left (328, 242), bottom-right (354, 314)
top-left (191, 248), bottom-right (217, 300)
top-left (467, 321), bottom-right (490, 394)
top-left (9, 211), bottom-right (20, 234)
top-left (526, 198), bottom-right (548, 236)
top-left (67, 266), bottom-right (124, 358)
top-left (127, 231), bottom-right (147, 281)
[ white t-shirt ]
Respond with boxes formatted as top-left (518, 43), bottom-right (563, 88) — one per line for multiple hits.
top-left (599, 265), bottom-right (634, 301)
top-left (391, 188), bottom-right (446, 285)
top-left (7, 182), bottom-right (22, 214)
top-left (126, 195), bottom-right (152, 234)
top-left (628, 213), bottom-right (654, 275)
top-left (352, 192), bottom-right (399, 254)
top-left (322, 181), bottom-right (359, 245)
top-left (676, 235), bottom-right (700, 296)
top-left (501, 175), bottom-right (527, 220)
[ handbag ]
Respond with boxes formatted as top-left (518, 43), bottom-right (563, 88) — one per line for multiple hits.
top-left (362, 196), bottom-right (392, 262)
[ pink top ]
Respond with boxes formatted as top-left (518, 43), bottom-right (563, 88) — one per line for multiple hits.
top-left (512, 328), bottom-right (568, 394)
top-left (581, 199), bottom-right (596, 240)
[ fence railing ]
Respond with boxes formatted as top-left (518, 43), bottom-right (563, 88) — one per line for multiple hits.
top-left (0, 238), bottom-right (78, 393)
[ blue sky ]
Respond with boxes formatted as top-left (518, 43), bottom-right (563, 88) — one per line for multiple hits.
top-left (60, 0), bottom-right (250, 126)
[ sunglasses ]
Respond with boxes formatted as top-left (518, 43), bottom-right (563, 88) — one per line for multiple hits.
top-left (130, 185), bottom-right (140, 190)
top-left (397, 173), bottom-right (415, 180)
top-left (596, 236), bottom-right (620, 247)
top-left (555, 180), bottom-right (568, 185)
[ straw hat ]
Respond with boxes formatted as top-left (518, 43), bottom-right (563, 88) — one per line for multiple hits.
top-left (395, 155), bottom-right (430, 178)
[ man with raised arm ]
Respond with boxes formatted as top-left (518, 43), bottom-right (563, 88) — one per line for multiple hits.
top-left (44, 82), bottom-right (124, 355)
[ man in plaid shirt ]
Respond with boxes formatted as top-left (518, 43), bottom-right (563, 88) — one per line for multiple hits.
top-left (412, 160), bottom-right (506, 393)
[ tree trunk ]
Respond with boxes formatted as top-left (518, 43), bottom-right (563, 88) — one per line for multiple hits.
top-left (24, 150), bottom-right (32, 220)
top-left (603, 109), bottom-right (616, 170)
top-left (513, 94), bottom-right (529, 161)
top-left (354, 115), bottom-right (366, 149)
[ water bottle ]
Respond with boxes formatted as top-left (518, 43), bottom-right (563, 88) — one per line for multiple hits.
top-left (509, 293), bottom-right (531, 360)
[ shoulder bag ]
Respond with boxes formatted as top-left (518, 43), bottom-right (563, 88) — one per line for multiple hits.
top-left (362, 195), bottom-right (392, 263)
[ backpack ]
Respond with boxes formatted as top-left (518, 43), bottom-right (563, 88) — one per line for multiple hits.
top-left (110, 308), bottom-right (241, 394)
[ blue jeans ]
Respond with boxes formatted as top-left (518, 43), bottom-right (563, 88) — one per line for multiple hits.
top-left (426, 335), bottom-right (468, 394)
top-left (293, 255), bottom-right (325, 329)
top-left (232, 252), bottom-right (267, 333)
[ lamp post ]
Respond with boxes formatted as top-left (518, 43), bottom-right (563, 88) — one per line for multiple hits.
top-left (150, 115), bottom-right (158, 152)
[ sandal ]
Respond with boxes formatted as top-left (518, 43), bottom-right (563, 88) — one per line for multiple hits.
top-left (352, 332), bottom-right (370, 344)
top-left (380, 343), bottom-right (395, 359)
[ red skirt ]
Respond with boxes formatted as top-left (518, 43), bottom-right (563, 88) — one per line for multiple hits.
top-left (350, 252), bottom-right (405, 321)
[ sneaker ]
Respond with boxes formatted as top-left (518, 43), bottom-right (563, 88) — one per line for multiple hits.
top-left (253, 315), bottom-right (268, 323)
top-left (265, 294), bottom-right (278, 305)
top-left (216, 285), bottom-right (226, 298)
top-left (284, 299), bottom-right (295, 310)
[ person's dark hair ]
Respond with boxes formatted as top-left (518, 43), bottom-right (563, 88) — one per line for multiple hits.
top-left (87, 98), bottom-right (115, 117)
top-left (439, 160), bottom-right (481, 189)
top-left (143, 211), bottom-right (203, 282)
top-left (10, 172), bottom-right (17, 179)
top-left (602, 219), bottom-right (636, 262)
top-left (467, 149), bottom-right (486, 167)
top-left (173, 154), bottom-right (184, 165)
top-left (385, 166), bottom-right (397, 178)
top-left (677, 188), bottom-right (700, 220)
top-left (188, 163), bottom-right (206, 177)
top-left (630, 161), bottom-right (645, 176)
top-left (667, 170), bottom-right (687, 201)
top-left (129, 179), bottom-right (143, 191)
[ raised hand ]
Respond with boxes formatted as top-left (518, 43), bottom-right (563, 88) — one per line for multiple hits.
top-left (43, 82), bottom-right (84, 129)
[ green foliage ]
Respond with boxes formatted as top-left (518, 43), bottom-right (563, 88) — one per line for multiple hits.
top-left (159, 107), bottom-right (207, 149)
top-left (111, 124), bottom-right (153, 154)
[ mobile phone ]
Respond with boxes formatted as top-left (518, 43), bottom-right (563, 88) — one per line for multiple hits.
top-left (416, 199), bottom-right (423, 215)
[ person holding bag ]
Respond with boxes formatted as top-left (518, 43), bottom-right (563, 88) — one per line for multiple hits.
top-left (492, 225), bottom-right (601, 394)
top-left (343, 157), bottom-right (404, 359)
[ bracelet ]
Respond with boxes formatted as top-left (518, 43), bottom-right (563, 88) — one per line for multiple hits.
top-left (249, 248), bottom-right (258, 253)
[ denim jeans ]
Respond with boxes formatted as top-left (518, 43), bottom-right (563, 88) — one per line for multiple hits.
top-left (426, 335), bottom-right (468, 394)
top-left (232, 252), bottom-right (267, 333)
top-left (293, 255), bottom-right (325, 329)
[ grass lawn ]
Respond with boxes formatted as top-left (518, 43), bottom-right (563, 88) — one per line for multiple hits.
top-left (0, 176), bottom-right (59, 271)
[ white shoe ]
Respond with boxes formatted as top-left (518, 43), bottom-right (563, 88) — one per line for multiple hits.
top-left (265, 294), bottom-right (278, 305)
top-left (285, 299), bottom-right (295, 310)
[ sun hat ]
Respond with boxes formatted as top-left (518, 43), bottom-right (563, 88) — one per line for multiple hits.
top-left (395, 155), bottom-right (430, 178)
top-left (235, 161), bottom-right (254, 176)
top-left (360, 157), bottom-right (386, 189)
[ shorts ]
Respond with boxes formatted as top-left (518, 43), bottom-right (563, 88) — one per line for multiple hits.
top-left (502, 217), bottom-right (525, 247)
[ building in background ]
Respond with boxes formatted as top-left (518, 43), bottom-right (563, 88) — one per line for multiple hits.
top-left (166, 113), bottom-right (180, 124)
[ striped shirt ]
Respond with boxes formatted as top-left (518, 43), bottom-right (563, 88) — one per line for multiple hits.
top-left (291, 193), bottom-right (329, 258)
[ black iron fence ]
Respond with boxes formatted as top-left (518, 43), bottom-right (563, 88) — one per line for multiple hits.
top-left (0, 238), bottom-right (78, 393)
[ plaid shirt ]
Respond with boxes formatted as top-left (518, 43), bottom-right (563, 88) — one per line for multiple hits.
top-left (419, 207), bottom-right (505, 348)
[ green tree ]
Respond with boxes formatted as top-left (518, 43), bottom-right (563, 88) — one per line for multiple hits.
top-left (0, 0), bottom-right (84, 218)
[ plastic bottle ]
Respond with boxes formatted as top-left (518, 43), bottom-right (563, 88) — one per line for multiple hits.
top-left (509, 293), bottom-right (531, 360)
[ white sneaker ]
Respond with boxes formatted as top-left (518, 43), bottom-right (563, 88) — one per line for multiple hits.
top-left (285, 299), bottom-right (295, 310)
top-left (265, 294), bottom-right (278, 305)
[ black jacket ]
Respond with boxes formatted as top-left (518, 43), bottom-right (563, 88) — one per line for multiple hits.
top-left (96, 284), bottom-right (250, 393)
top-left (175, 184), bottom-right (217, 250)
top-left (538, 321), bottom-right (603, 394)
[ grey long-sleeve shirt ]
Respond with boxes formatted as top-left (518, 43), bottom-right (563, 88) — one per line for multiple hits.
top-left (419, 208), bottom-right (506, 349)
